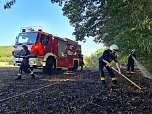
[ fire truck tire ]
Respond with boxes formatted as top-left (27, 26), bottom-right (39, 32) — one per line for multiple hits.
top-left (68, 68), bottom-right (73, 71)
top-left (73, 61), bottom-right (78, 71)
top-left (43, 58), bottom-right (56, 75)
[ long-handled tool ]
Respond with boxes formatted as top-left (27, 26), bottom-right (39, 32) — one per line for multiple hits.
top-left (111, 67), bottom-right (142, 89)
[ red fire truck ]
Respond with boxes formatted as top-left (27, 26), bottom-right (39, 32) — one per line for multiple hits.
top-left (12, 26), bottom-right (82, 74)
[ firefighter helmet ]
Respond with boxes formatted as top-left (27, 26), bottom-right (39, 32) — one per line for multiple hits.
top-left (110, 44), bottom-right (119, 51)
top-left (131, 49), bottom-right (136, 52)
top-left (22, 44), bottom-right (28, 49)
top-left (131, 49), bottom-right (136, 54)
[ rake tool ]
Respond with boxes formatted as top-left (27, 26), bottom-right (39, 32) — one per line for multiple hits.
top-left (111, 67), bottom-right (142, 89)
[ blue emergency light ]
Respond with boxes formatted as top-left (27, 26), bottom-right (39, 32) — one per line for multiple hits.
top-left (21, 26), bottom-right (43, 32)
top-left (38, 29), bottom-right (42, 31)
top-left (22, 29), bottom-right (26, 32)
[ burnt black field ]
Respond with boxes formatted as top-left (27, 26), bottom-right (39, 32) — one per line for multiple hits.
top-left (0, 67), bottom-right (152, 113)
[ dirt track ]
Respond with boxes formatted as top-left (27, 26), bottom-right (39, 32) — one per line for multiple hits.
top-left (0, 67), bottom-right (152, 113)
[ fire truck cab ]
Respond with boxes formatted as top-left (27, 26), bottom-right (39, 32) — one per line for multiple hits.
top-left (12, 26), bottom-right (82, 74)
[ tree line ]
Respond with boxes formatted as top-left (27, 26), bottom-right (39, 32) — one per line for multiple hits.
top-left (61, 0), bottom-right (152, 56)
top-left (55, 0), bottom-right (152, 71)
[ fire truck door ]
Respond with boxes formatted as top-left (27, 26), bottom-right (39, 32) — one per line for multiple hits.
top-left (67, 44), bottom-right (76, 66)
top-left (57, 41), bottom-right (67, 67)
top-left (40, 34), bottom-right (51, 54)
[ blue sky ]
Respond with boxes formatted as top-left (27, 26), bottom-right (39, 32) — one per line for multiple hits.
top-left (0, 0), bottom-right (104, 56)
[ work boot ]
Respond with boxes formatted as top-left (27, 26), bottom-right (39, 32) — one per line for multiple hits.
top-left (15, 76), bottom-right (22, 80)
top-left (31, 74), bottom-right (35, 79)
top-left (101, 81), bottom-right (107, 89)
top-left (111, 80), bottom-right (118, 89)
top-left (112, 80), bottom-right (117, 85)
top-left (101, 84), bottom-right (107, 89)
top-left (15, 73), bottom-right (22, 80)
top-left (131, 71), bottom-right (134, 74)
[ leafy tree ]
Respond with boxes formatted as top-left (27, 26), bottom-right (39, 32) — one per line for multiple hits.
top-left (51, 0), bottom-right (67, 6)
top-left (84, 48), bottom-right (105, 68)
top-left (2, 0), bottom-right (65, 9)
top-left (2, 0), bottom-right (16, 9)
top-left (61, 0), bottom-right (152, 56)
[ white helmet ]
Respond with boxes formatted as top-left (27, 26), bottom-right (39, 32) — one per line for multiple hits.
top-left (131, 49), bottom-right (136, 52)
top-left (110, 44), bottom-right (119, 51)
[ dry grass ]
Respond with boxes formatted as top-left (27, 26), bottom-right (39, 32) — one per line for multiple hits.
top-left (0, 62), bottom-right (17, 67)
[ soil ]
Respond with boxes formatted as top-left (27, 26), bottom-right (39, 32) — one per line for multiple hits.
top-left (0, 67), bottom-right (152, 114)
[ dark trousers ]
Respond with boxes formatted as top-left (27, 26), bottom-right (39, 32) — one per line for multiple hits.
top-left (99, 64), bottom-right (117, 85)
top-left (18, 59), bottom-right (33, 76)
top-left (80, 61), bottom-right (84, 70)
top-left (127, 62), bottom-right (134, 72)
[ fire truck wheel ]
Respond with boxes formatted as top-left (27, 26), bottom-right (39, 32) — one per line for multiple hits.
top-left (43, 58), bottom-right (56, 75)
top-left (73, 61), bottom-right (78, 71)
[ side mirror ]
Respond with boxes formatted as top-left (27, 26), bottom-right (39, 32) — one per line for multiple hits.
top-left (15, 36), bottom-right (18, 44)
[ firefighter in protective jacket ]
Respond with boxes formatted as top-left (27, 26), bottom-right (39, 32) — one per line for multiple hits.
top-left (80, 54), bottom-right (84, 70)
top-left (15, 45), bottom-right (35, 80)
top-left (127, 49), bottom-right (136, 74)
top-left (99, 44), bottom-right (121, 89)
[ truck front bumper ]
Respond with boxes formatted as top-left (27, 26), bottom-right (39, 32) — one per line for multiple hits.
top-left (12, 57), bottom-right (23, 66)
top-left (13, 57), bottom-right (38, 66)
top-left (13, 57), bottom-right (45, 68)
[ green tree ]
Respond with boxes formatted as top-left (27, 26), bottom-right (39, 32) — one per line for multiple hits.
top-left (61, 0), bottom-right (152, 56)
top-left (84, 48), bottom-right (105, 68)
top-left (56, 0), bottom-right (152, 70)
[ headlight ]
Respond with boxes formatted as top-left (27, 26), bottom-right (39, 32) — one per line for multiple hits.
top-left (29, 60), bottom-right (36, 65)
top-left (29, 58), bottom-right (37, 65)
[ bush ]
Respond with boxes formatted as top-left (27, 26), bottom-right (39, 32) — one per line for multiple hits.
top-left (0, 46), bottom-right (13, 62)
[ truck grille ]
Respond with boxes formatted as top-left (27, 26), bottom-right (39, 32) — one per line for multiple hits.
top-left (14, 51), bottom-right (22, 56)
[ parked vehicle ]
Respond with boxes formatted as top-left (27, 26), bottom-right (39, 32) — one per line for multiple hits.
top-left (12, 26), bottom-right (82, 74)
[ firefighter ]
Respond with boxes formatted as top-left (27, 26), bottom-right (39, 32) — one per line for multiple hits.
top-left (127, 49), bottom-right (136, 74)
top-left (99, 44), bottom-right (121, 89)
top-left (80, 54), bottom-right (84, 70)
top-left (15, 44), bottom-right (35, 80)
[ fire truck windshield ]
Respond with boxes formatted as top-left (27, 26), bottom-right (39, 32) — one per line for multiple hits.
top-left (15, 32), bottom-right (38, 45)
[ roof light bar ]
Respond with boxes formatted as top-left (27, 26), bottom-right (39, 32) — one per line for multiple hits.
top-left (21, 26), bottom-right (43, 32)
